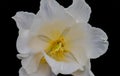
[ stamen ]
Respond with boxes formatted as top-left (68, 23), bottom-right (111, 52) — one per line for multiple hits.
top-left (40, 57), bottom-right (47, 64)
top-left (38, 35), bottom-right (51, 42)
top-left (48, 37), bottom-right (68, 61)
top-left (61, 27), bottom-right (71, 36)
top-left (40, 37), bottom-right (69, 63)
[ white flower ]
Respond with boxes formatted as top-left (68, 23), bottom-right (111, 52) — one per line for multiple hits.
top-left (12, 0), bottom-right (108, 76)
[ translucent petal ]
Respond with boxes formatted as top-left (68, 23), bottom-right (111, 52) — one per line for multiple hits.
top-left (88, 27), bottom-right (109, 58)
top-left (29, 64), bottom-right (52, 76)
top-left (12, 11), bottom-right (35, 29)
top-left (19, 66), bottom-right (52, 76)
top-left (43, 51), bottom-right (80, 75)
top-left (66, 0), bottom-right (91, 22)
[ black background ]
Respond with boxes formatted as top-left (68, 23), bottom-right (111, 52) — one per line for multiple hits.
top-left (1, 0), bottom-right (120, 76)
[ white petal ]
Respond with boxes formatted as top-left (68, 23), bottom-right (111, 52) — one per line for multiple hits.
top-left (64, 22), bottom-right (91, 44)
top-left (63, 23), bottom-right (91, 68)
top-left (43, 51), bottom-right (80, 75)
top-left (17, 29), bottom-right (31, 54)
top-left (72, 61), bottom-right (94, 76)
top-left (30, 0), bottom-right (74, 32)
top-left (19, 68), bottom-right (29, 76)
top-left (31, 0), bottom-right (73, 38)
top-left (66, 0), bottom-right (91, 22)
top-left (88, 27), bottom-right (109, 58)
top-left (21, 53), bottom-right (42, 74)
top-left (37, 0), bottom-right (69, 20)
top-left (12, 11), bottom-right (35, 29)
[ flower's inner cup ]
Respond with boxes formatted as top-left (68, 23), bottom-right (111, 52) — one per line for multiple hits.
top-left (28, 20), bottom-right (74, 64)
top-left (29, 20), bottom-right (80, 64)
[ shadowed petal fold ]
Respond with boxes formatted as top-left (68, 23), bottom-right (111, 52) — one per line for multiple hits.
top-left (19, 68), bottom-right (29, 76)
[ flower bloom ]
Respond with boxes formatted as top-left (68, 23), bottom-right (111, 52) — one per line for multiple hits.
top-left (12, 0), bottom-right (108, 76)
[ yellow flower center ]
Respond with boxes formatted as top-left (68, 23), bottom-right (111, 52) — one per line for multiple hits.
top-left (40, 37), bottom-right (68, 64)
